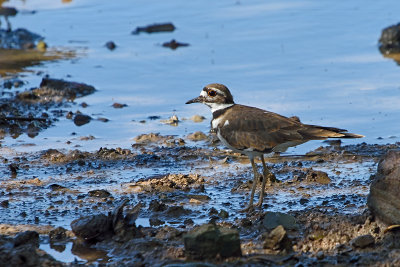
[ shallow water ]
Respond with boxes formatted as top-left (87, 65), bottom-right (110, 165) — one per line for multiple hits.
top-left (1, 0), bottom-right (400, 153)
top-left (1, 0), bottom-right (400, 264)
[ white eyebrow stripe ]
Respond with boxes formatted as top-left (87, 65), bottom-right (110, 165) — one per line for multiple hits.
top-left (207, 87), bottom-right (225, 96)
top-left (200, 90), bottom-right (207, 97)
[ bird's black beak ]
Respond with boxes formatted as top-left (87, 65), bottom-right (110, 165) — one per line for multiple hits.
top-left (186, 96), bottom-right (204, 104)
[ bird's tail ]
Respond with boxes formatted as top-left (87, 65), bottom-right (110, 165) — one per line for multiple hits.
top-left (300, 125), bottom-right (364, 139)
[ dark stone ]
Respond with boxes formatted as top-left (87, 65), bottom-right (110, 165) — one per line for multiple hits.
top-left (0, 28), bottom-right (42, 49)
top-left (368, 150), bottom-right (400, 225)
top-left (166, 206), bottom-right (191, 216)
top-left (132, 23), bottom-right (175, 34)
top-left (74, 114), bottom-right (92, 126)
top-left (263, 212), bottom-right (299, 230)
top-left (263, 225), bottom-right (292, 251)
top-left (88, 189), bottom-right (111, 198)
top-left (149, 200), bottom-right (167, 212)
top-left (112, 102), bottom-right (127, 108)
top-left (14, 231), bottom-right (39, 247)
top-left (218, 209), bottom-right (229, 219)
top-left (105, 41), bottom-right (116, 50)
top-left (71, 214), bottom-right (111, 241)
top-left (149, 217), bottom-right (165, 227)
top-left (183, 224), bottom-right (241, 260)
top-left (350, 234), bottom-right (375, 248)
top-left (49, 184), bottom-right (66, 191)
top-left (208, 207), bottom-right (218, 215)
top-left (1, 200), bottom-right (9, 208)
top-left (49, 227), bottom-right (67, 242)
top-left (379, 23), bottom-right (400, 54)
top-left (162, 39), bottom-right (189, 50)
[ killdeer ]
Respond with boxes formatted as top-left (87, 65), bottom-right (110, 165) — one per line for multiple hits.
top-left (186, 83), bottom-right (364, 212)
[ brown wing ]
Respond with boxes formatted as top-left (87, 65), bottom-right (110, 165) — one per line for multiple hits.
top-left (218, 105), bottom-right (362, 153)
top-left (218, 105), bottom-right (304, 152)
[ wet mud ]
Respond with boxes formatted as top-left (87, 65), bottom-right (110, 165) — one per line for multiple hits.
top-left (1, 133), bottom-right (399, 266)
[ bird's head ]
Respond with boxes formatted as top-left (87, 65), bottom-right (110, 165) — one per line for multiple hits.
top-left (186, 83), bottom-right (234, 112)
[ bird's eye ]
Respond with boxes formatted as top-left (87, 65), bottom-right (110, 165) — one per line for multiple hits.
top-left (208, 90), bottom-right (217, 97)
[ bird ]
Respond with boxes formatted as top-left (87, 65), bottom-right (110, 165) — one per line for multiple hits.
top-left (186, 83), bottom-right (364, 212)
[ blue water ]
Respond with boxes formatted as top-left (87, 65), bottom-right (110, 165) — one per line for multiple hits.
top-left (2, 0), bottom-right (400, 153)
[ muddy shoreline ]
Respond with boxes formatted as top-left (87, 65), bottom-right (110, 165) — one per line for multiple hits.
top-left (1, 134), bottom-right (399, 266)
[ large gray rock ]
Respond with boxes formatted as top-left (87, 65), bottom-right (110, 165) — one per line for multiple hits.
top-left (183, 224), bottom-right (241, 260)
top-left (367, 150), bottom-right (400, 225)
top-left (262, 212), bottom-right (299, 231)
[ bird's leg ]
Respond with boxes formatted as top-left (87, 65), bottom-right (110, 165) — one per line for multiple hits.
top-left (5, 16), bottom-right (11, 32)
top-left (256, 155), bottom-right (270, 207)
top-left (240, 157), bottom-right (259, 212)
top-left (263, 155), bottom-right (278, 184)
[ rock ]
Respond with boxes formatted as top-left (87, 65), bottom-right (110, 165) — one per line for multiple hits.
top-left (305, 170), bottom-right (331, 184)
top-left (219, 209), bottom-right (229, 219)
top-left (132, 23), bottom-right (175, 34)
top-left (263, 225), bottom-right (292, 251)
top-left (162, 39), bottom-right (189, 50)
top-left (74, 113), bottom-right (92, 126)
top-left (183, 224), bottom-right (241, 259)
top-left (71, 213), bottom-right (111, 241)
top-left (0, 28), bottom-right (42, 49)
top-left (208, 207), bottom-right (218, 215)
top-left (17, 78), bottom-right (96, 103)
top-left (379, 23), bottom-right (400, 54)
top-left (105, 41), bottom-right (116, 50)
top-left (149, 217), bottom-right (165, 227)
top-left (1, 200), bottom-right (9, 208)
top-left (49, 227), bottom-right (67, 242)
top-left (350, 234), bottom-right (375, 248)
top-left (112, 102), bottom-right (127, 108)
top-left (368, 150), bottom-right (400, 225)
top-left (262, 212), bottom-right (298, 230)
top-left (187, 131), bottom-right (207, 141)
top-left (166, 206), bottom-right (191, 217)
top-left (88, 189), bottom-right (111, 198)
top-left (71, 200), bottom-right (141, 242)
top-left (14, 231), bottom-right (39, 247)
top-left (160, 115), bottom-right (179, 126)
top-left (149, 200), bottom-right (167, 212)
top-left (189, 115), bottom-right (206, 122)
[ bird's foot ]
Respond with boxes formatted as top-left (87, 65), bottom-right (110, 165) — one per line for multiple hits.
top-left (239, 205), bottom-right (254, 213)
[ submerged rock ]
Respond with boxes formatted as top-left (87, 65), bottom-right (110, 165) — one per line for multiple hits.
top-left (162, 39), bottom-right (189, 50)
top-left (105, 41), bottom-right (116, 50)
top-left (132, 23), bottom-right (175, 34)
top-left (368, 150), bottom-right (400, 225)
top-left (183, 224), bottom-right (241, 260)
